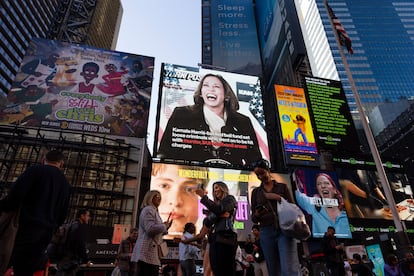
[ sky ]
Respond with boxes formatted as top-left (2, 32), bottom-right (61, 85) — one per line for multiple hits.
top-left (116, 0), bottom-right (201, 151)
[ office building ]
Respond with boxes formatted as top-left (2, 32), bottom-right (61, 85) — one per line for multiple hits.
top-left (0, 0), bottom-right (122, 97)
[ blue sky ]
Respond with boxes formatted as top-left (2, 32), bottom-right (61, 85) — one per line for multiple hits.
top-left (116, 0), bottom-right (201, 150)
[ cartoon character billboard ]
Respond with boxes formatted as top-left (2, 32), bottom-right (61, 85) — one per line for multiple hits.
top-left (274, 84), bottom-right (318, 166)
top-left (155, 63), bottom-right (269, 169)
top-left (1, 37), bottom-right (154, 137)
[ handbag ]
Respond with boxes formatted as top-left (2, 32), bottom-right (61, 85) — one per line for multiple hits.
top-left (0, 208), bottom-right (21, 274)
top-left (157, 240), bottom-right (168, 258)
top-left (215, 230), bottom-right (237, 246)
top-left (276, 198), bottom-right (311, 240)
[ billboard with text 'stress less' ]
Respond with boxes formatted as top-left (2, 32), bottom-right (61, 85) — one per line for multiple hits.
top-left (1, 37), bottom-right (154, 137)
top-left (155, 63), bottom-right (269, 169)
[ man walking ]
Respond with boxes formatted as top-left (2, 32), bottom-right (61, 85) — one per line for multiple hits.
top-left (321, 226), bottom-right (346, 276)
top-left (0, 150), bottom-right (70, 275)
top-left (56, 209), bottom-right (91, 276)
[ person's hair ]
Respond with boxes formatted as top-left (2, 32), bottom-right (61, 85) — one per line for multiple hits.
top-left (251, 159), bottom-right (270, 171)
top-left (252, 224), bottom-right (260, 231)
top-left (353, 253), bottom-right (362, 262)
top-left (327, 226), bottom-right (335, 232)
top-left (212, 181), bottom-right (230, 202)
top-left (386, 254), bottom-right (398, 265)
top-left (141, 190), bottom-right (161, 209)
top-left (130, 227), bottom-right (138, 234)
top-left (193, 73), bottom-right (239, 111)
top-left (183, 222), bottom-right (195, 233)
top-left (45, 150), bottom-right (65, 163)
top-left (151, 163), bottom-right (209, 186)
top-left (82, 62), bottom-right (99, 73)
top-left (77, 208), bottom-right (89, 218)
top-left (314, 173), bottom-right (345, 212)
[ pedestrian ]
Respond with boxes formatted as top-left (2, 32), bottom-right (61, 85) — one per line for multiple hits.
top-left (179, 222), bottom-right (200, 276)
top-left (321, 226), bottom-right (345, 276)
top-left (131, 190), bottom-right (172, 276)
top-left (399, 252), bottom-right (414, 276)
top-left (195, 181), bottom-right (238, 276)
top-left (384, 254), bottom-right (402, 276)
top-left (250, 158), bottom-right (301, 276)
top-left (351, 253), bottom-right (375, 276)
top-left (0, 149), bottom-right (70, 275)
top-left (251, 224), bottom-right (268, 276)
top-left (56, 209), bottom-right (91, 275)
top-left (117, 227), bottom-right (138, 276)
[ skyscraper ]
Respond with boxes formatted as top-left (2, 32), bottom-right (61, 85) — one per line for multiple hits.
top-left (307, 0), bottom-right (414, 121)
top-left (0, 0), bottom-right (122, 97)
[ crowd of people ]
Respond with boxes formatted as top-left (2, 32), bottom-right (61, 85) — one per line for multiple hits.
top-left (2, 149), bottom-right (414, 276)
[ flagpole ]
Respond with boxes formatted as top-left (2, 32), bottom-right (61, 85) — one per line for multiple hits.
top-left (324, 0), bottom-right (410, 248)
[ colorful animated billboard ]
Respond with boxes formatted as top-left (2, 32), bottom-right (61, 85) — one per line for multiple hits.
top-left (155, 63), bottom-right (269, 169)
top-left (275, 84), bottom-right (318, 166)
top-left (1, 38), bottom-right (154, 137)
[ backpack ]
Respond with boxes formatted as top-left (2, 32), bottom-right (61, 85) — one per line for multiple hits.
top-left (46, 223), bottom-right (73, 262)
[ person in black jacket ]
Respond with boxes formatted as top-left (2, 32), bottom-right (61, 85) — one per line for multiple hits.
top-left (0, 150), bottom-right (70, 275)
top-left (56, 209), bottom-right (91, 276)
top-left (195, 181), bottom-right (238, 276)
top-left (157, 73), bottom-right (261, 167)
top-left (321, 226), bottom-right (345, 276)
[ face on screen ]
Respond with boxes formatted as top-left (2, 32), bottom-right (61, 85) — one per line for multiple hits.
top-left (150, 164), bottom-right (200, 237)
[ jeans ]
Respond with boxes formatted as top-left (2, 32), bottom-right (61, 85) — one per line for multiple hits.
top-left (180, 259), bottom-right (196, 276)
top-left (259, 225), bottom-right (300, 276)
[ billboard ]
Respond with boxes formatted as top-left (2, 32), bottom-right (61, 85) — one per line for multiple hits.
top-left (209, 0), bottom-right (262, 76)
top-left (1, 37), bottom-right (154, 137)
top-left (336, 167), bottom-right (414, 221)
top-left (275, 84), bottom-right (318, 166)
top-left (292, 168), bottom-right (352, 239)
top-left (150, 162), bottom-right (291, 240)
top-left (155, 63), bottom-right (269, 169)
top-left (303, 76), bottom-right (361, 153)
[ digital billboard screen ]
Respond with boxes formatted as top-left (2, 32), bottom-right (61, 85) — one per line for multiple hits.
top-left (155, 63), bottom-right (269, 169)
top-left (336, 168), bottom-right (413, 221)
top-left (274, 84), bottom-right (319, 166)
top-left (292, 168), bottom-right (352, 239)
top-left (1, 38), bottom-right (154, 137)
top-left (303, 76), bottom-right (361, 153)
top-left (150, 162), bottom-right (291, 241)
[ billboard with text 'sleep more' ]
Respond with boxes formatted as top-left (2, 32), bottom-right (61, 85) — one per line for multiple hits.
top-left (155, 63), bottom-right (269, 169)
top-left (1, 38), bottom-right (154, 137)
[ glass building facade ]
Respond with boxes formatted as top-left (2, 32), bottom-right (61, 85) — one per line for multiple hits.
top-left (317, 0), bottom-right (414, 117)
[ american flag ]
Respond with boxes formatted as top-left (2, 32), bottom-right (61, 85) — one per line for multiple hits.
top-left (249, 80), bottom-right (266, 128)
top-left (327, 3), bottom-right (354, 55)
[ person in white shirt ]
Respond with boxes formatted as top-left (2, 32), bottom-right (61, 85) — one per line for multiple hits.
top-left (179, 223), bottom-right (200, 276)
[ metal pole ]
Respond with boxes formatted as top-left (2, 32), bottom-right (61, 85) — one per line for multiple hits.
top-left (323, 0), bottom-right (408, 240)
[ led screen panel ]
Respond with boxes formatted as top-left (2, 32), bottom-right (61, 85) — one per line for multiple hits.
top-left (292, 168), bottom-right (352, 238)
top-left (303, 76), bottom-right (361, 153)
top-left (1, 37), bottom-right (154, 137)
top-left (150, 162), bottom-right (290, 241)
top-left (155, 63), bottom-right (269, 169)
top-left (274, 84), bottom-right (319, 166)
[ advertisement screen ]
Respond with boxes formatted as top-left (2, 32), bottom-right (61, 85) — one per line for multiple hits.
top-left (150, 163), bottom-right (290, 240)
top-left (336, 168), bottom-right (414, 221)
top-left (274, 84), bottom-right (318, 166)
top-left (303, 76), bottom-right (361, 153)
top-left (1, 38), bottom-right (154, 137)
top-left (155, 63), bottom-right (269, 169)
top-left (292, 168), bottom-right (352, 238)
top-left (210, 0), bottom-right (262, 76)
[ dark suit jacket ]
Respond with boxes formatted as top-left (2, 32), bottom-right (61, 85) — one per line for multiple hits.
top-left (157, 105), bottom-right (262, 166)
